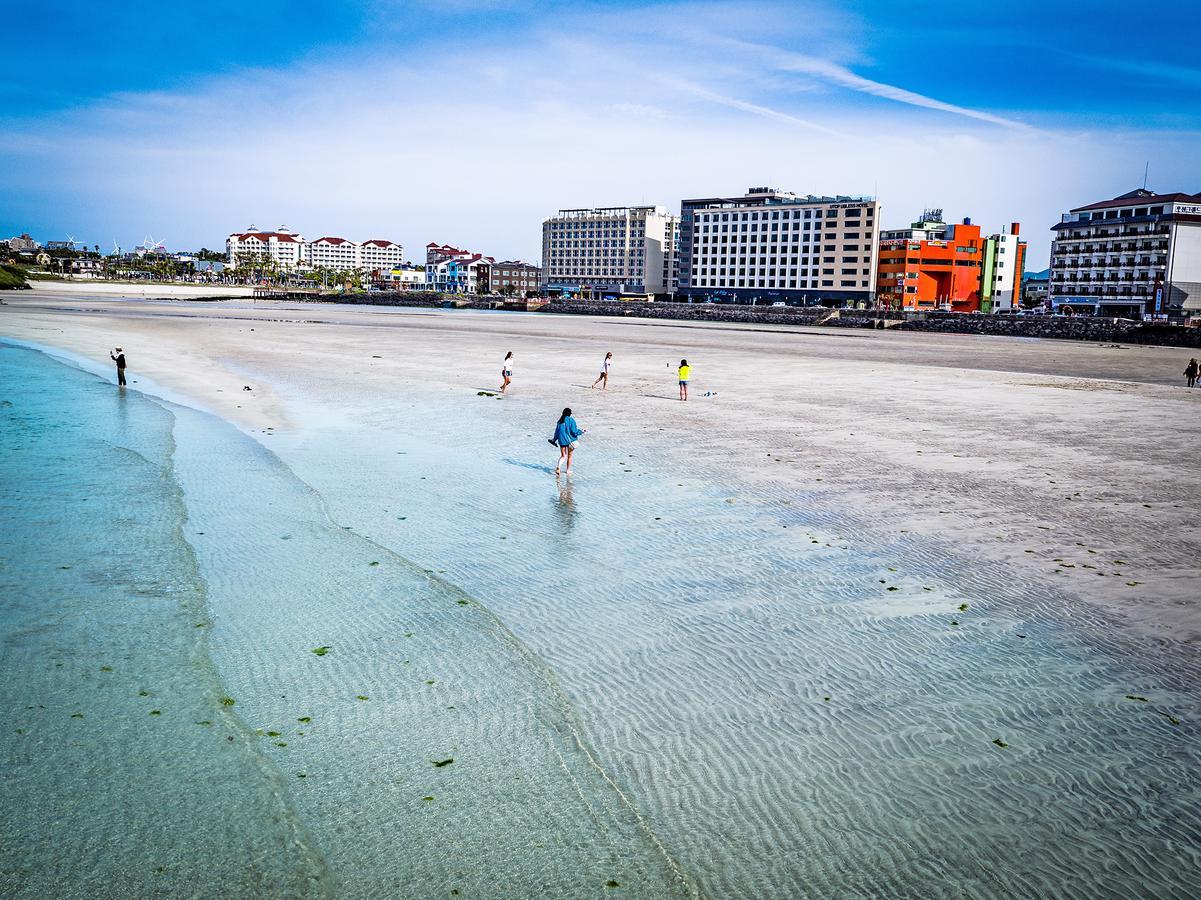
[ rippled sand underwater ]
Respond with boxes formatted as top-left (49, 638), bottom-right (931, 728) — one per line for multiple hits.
top-left (3, 341), bottom-right (1200, 898)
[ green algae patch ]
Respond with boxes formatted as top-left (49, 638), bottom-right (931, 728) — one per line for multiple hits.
top-left (1125, 695), bottom-right (1149, 702)
top-left (297, 716), bottom-right (311, 723)
top-left (274, 741), bottom-right (287, 747)
top-left (606, 880), bottom-right (621, 888)
top-left (422, 796), bottom-right (434, 802)
top-left (356, 695), bottom-right (369, 701)
top-left (311, 646), bottom-right (331, 656)
top-left (369, 561), bottom-right (380, 567)
top-left (149, 710), bottom-right (162, 716)
top-left (432, 758), bottom-right (454, 768)
top-left (220, 697), bottom-right (236, 706)
top-left (992, 738), bottom-right (1009, 748)
top-left (456, 599), bottom-right (469, 606)
top-left (1161, 712), bottom-right (1182, 726)
top-left (99, 666), bottom-right (113, 672)
top-left (957, 603), bottom-right (969, 612)
top-left (267, 731), bottom-right (281, 737)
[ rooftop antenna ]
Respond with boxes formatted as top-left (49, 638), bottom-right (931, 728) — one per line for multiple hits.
top-left (1142, 161), bottom-right (1149, 190)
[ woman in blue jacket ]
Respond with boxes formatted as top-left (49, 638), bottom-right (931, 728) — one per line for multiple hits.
top-left (550, 407), bottom-right (586, 476)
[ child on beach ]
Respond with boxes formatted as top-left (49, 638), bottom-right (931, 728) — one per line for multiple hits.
top-left (591, 352), bottom-right (613, 390)
top-left (500, 351), bottom-right (514, 393)
top-left (678, 359), bottom-right (691, 401)
top-left (549, 407), bottom-right (585, 476)
top-left (1186, 358), bottom-right (1198, 388)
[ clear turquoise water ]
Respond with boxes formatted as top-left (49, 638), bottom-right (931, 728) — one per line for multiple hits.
top-left (0, 343), bottom-right (684, 897)
top-left (4, 339), bottom-right (1201, 898)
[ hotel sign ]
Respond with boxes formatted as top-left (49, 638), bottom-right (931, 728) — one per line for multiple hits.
top-left (829, 202), bottom-right (871, 209)
top-left (1175, 204), bottom-right (1201, 215)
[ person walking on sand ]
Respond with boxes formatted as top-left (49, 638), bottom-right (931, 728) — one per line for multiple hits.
top-left (549, 407), bottom-right (586, 476)
top-left (500, 351), bottom-right (514, 394)
top-left (110, 347), bottom-right (127, 386)
top-left (1185, 358), bottom-right (1198, 388)
top-left (591, 352), bottom-right (613, 390)
top-left (677, 359), bottom-right (691, 401)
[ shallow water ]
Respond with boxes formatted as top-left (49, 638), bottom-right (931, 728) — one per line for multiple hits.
top-left (0, 342), bottom-right (684, 897)
top-left (264, 373), bottom-right (1201, 898)
top-left (4, 339), bottom-right (1201, 898)
top-left (0, 344), bottom-right (326, 897)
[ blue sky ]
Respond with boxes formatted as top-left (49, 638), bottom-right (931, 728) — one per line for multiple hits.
top-left (2, 0), bottom-right (1198, 267)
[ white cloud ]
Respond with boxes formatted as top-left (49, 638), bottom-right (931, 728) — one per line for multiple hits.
top-left (1, 2), bottom-right (1196, 270)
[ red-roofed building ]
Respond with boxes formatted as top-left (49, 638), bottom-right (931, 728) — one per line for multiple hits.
top-left (360, 239), bottom-right (404, 272)
top-left (425, 242), bottom-right (494, 293)
top-left (227, 226), bottom-right (306, 268)
top-left (307, 236), bottom-right (360, 270)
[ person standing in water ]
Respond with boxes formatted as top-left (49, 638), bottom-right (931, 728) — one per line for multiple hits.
top-left (591, 352), bottom-right (613, 390)
top-left (500, 351), bottom-right (514, 394)
top-left (1185, 358), bottom-right (1198, 388)
top-left (549, 407), bottom-right (585, 476)
top-left (677, 358), bottom-right (691, 401)
top-left (110, 347), bottom-right (127, 386)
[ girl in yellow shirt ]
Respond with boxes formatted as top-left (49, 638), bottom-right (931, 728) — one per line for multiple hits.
top-left (677, 359), bottom-right (691, 401)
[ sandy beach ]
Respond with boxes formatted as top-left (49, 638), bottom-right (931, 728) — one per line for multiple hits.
top-left (5, 286), bottom-right (1201, 897)
top-left (4, 287), bottom-right (1199, 644)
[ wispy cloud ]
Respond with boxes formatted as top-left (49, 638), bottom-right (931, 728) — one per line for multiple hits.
top-left (662, 76), bottom-right (852, 137)
top-left (723, 38), bottom-right (1034, 130)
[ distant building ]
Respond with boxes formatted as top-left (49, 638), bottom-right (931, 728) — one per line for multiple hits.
top-left (227, 226), bottom-right (306, 269)
top-left (360, 239), bottom-right (404, 273)
top-left (541, 206), bottom-right (677, 298)
top-left (482, 261), bottom-right (541, 296)
top-left (425, 243), bottom-right (494, 294)
top-left (881, 209), bottom-right (948, 243)
top-left (1050, 188), bottom-right (1201, 318)
top-left (1022, 270), bottom-right (1050, 308)
top-left (876, 217), bottom-right (985, 312)
top-left (307, 236), bottom-right (360, 270)
top-left (5, 233), bottom-right (41, 252)
top-left (381, 266), bottom-right (427, 290)
top-left (981, 224), bottom-right (1026, 313)
top-left (677, 188), bottom-right (879, 306)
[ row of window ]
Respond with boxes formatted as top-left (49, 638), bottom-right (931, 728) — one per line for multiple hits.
top-left (691, 278), bottom-right (868, 289)
top-left (693, 208), bottom-right (872, 222)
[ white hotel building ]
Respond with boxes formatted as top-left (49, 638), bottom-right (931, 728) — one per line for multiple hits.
top-left (678, 188), bottom-right (881, 306)
top-left (226, 226), bottom-right (306, 268)
top-left (1049, 188), bottom-right (1201, 318)
top-left (226, 226), bottom-right (404, 273)
top-left (541, 205), bottom-right (678, 297)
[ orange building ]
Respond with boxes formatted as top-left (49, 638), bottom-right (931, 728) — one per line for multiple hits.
top-left (877, 219), bottom-right (986, 312)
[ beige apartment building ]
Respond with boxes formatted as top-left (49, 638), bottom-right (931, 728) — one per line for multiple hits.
top-left (541, 205), bottom-right (678, 297)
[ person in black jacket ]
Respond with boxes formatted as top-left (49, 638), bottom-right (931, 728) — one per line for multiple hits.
top-left (110, 347), bottom-right (127, 386)
top-left (1185, 358), bottom-right (1198, 389)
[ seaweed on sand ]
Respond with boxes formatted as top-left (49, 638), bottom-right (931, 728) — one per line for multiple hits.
top-left (992, 738), bottom-right (1008, 748)
top-left (311, 646), bottom-right (331, 656)
top-left (432, 758), bottom-right (454, 768)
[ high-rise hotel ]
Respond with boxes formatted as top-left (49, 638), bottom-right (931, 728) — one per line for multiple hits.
top-left (677, 188), bottom-right (880, 306)
top-left (541, 206), bottom-right (678, 298)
